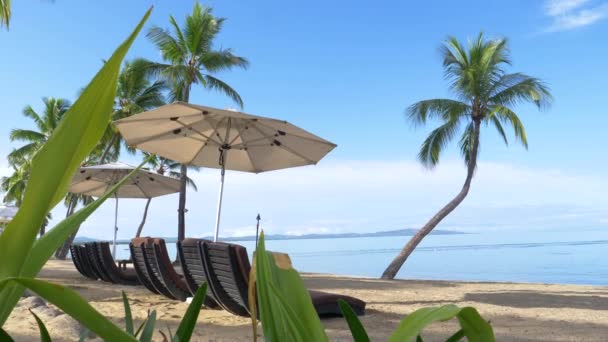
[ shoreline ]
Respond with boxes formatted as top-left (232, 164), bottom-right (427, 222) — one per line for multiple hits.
top-left (4, 260), bottom-right (608, 341)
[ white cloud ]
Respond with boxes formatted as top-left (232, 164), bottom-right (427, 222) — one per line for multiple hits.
top-left (41, 159), bottom-right (608, 240)
top-left (544, 0), bottom-right (608, 32)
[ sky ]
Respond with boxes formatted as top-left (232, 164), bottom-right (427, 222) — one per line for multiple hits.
top-left (1, 0), bottom-right (607, 239)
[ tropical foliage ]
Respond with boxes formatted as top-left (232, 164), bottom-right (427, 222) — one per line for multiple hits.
top-left (0, 7), bottom-right (152, 331)
top-left (381, 33), bottom-right (552, 279)
top-left (145, 1), bottom-right (249, 241)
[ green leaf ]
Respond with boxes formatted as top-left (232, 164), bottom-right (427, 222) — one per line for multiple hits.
top-left (174, 283), bottom-right (207, 341)
top-left (0, 6), bottom-right (153, 325)
top-left (389, 305), bottom-right (461, 342)
top-left (123, 291), bottom-right (134, 335)
top-left (134, 316), bottom-right (149, 338)
top-left (338, 299), bottom-right (370, 342)
top-left (416, 335), bottom-right (423, 342)
top-left (456, 307), bottom-right (495, 342)
top-left (255, 232), bottom-right (328, 342)
top-left (2, 278), bottom-right (136, 341)
top-left (0, 327), bottom-right (14, 341)
top-left (29, 309), bottom-right (52, 342)
top-left (445, 329), bottom-right (465, 342)
top-left (138, 310), bottom-right (157, 342)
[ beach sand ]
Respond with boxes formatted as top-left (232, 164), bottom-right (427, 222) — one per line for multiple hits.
top-left (4, 260), bottom-right (608, 341)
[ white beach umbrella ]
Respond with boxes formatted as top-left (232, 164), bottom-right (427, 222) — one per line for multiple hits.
top-left (69, 162), bottom-right (181, 256)
top-left (0, 204), bottom-right (18, 224)
top-left (114, 102), bottom-right (336, 241)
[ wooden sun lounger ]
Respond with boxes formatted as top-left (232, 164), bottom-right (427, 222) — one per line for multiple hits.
top-left (201, 240), bottom-right (367, 317)
top-left (84, 242), bottom-right (114, 283)
top-left (93, 242), bottom-right (139, 286)
top-left (129, 237), bottom-right (191, 301)
top-left (70, 244), bottom-right (98, 280)
top-left (177, 238), bottom-right (220, 308)
top-left (130, 237), bottom-right (162, 295)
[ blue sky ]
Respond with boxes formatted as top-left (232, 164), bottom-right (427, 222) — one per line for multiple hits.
top-left (1, 0), bottom-right (607, 239)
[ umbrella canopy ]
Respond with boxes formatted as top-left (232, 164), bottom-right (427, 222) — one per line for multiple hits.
top-left (0, 204), bottom-right (18, 224)
top-left (114, 102), bottom-right (337, 241)
top-left (70, 162), bottom-right (181, 198)
top-left (69, 162), bottom-right (181, 256)
top-left (113, 102), bottom-right (336, 172)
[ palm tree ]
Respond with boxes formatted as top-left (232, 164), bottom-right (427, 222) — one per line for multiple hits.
top-left (146, 2), bottom-right (248, 241)
top-left (98, 59), bottom-right (167, 163)
top-left (381, 33), bottom-right (552, 279)
top-left (8, 98), bottom-right (71, 163)
top-left (135, 154), bottom-right (198, 238)
top-left (1, 98), bottom-right (69, 237)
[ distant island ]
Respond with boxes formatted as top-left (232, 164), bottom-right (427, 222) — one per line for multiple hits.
top-left (74, 228), bottom-right (464, 244)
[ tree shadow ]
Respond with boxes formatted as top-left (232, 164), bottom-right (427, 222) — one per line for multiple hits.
top-left (465, 291), bottom-right (608, 310)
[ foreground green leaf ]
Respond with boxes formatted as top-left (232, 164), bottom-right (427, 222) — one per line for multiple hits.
top-left (0, 327), bottom-right (15, 341)
top-left (123, 292), bottom-right (134, 335)
top-left (456, 307), bottom-right (495, 341)
top-left (389, 305), bottom-right (461, 342)
top-left (2, 278), bottom-right (136, 341)
top-left (175, 283), bottom-right (207, 341)
top-left (139, 310), bottom-right (157, 342)
top-left (0, 6), bottom-right (153, 325)
top-left (29, 309), bottom-right (52, 342)
top-left (338, 299), bottom-right (370, 342)
top-left (255, 232), bottom-right (328, 342)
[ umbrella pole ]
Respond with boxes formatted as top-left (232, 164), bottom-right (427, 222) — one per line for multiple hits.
top-left (113, 196), bottom-right (118, 257)
top-left (213, 166), bottom-right (226, 242)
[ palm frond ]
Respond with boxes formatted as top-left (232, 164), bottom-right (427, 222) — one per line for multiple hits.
top-left (0, 0), bottom-right (10, 30)
top-left (407, 99), bottom-right (470, 126)
top-left (200, 74), bottom-right (244, 108)
top-left (489, 73), bottom-right (552, 109)
top-left (492, 105), bottom-right (528, 148)
top-left (9, 129), bottom-right (46, 143)
top-left (147, 26), bottom-right (186, 64)
top-left (486, 114), bottom-right (508, 146)
top-left (418, 119), bottom-right (461, 168)
top-left (201, 49), bottom-right (249, 72)
top-left (458, 122), bottom-right (477, 166)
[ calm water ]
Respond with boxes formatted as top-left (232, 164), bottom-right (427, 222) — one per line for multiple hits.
top-left (113, 229), bottom-right (608, 285)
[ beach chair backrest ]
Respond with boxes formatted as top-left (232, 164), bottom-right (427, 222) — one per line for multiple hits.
top-left (85, 242), bottom-right (113, 283)
top-left (177, 238), bottom-right (219, 308)
top-left (70, 245), bottom-right (95, 279)
top-left (129, 237), bottom-right (160, 295)
top-left (149, 238), bottom-right (190, 301)
top-left (201, 241), bottom-right (251, 317)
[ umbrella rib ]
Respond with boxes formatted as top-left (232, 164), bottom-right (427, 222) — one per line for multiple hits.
top-left (254, 120), bottom-right (337, 147)
top-left (231, 120), bottom-right (260, 172)
top-left (186, 116), bottom-right (227, 164)
top-left (249, 123), bottom-right (316, 165)
top-left (115, 112), bottom-right (202, 123)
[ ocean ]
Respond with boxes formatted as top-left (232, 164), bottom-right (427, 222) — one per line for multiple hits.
top-left (113, 228), bottom-right (608, 285)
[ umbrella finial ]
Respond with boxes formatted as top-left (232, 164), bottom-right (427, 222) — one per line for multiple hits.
top-left (255, 213), bottom-right (261, 248)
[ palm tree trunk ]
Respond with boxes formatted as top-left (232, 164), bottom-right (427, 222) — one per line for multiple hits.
top-left (176, 84), bottom-right (191, 242)
top-left (381, 120), bottom-right (481, 280)
top-left (54, 197), bottom-right (79, 259)
top-left (99, 134), bottom-right (118, 164)
top-left (177, 165), bottom-right (187, 242)
top-left (135, 198), bottom-right (152, 237)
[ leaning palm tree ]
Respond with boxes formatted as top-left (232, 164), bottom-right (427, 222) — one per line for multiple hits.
top-left (98, 59), bottom-right (167, 163)
top-left (146, 2), bottom-right (248, 241)
top-left (134, 154), bottom-right (198, 238)
top-left (381, 33), bottom-right (552, 279)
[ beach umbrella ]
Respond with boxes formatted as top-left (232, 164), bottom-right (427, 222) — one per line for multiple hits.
top-left (0, 204), bottom-right (18, 224)
top-left (114, 102), bottom-right (336, 241)
top-left (69, 162), bottom-right (181, 256)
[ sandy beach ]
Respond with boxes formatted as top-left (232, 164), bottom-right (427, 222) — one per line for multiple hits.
top-left (3, 260), bottom-right (607, 341)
